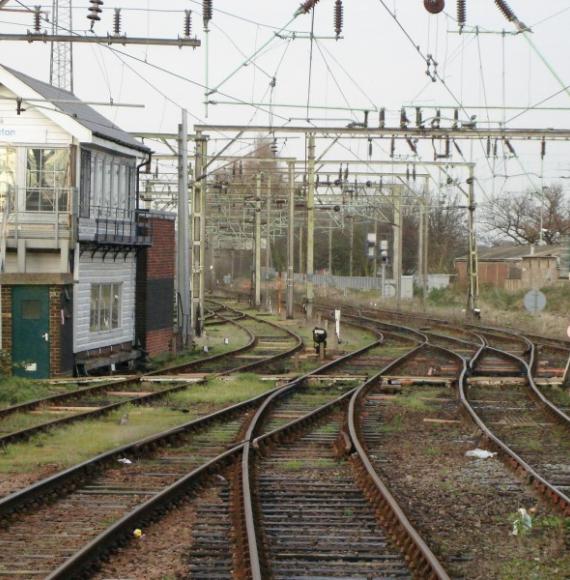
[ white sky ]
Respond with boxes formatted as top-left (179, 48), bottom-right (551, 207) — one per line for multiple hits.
top-left (2, 1), bottom-right (570, 207)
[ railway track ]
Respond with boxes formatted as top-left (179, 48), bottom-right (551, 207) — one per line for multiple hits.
top-left (0, 302), bottom-right (302, 449)
top-left (53, 317), bottom-right (452, 579)
top-left (469, 344), bottom-right (570, 507)
top-left (349, 327), bottom-right (569, 577)
top-left (0, 319), bottom-right (383, 578)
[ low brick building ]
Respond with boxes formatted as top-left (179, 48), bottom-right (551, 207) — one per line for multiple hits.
top-left (455, 244), bottom-right (564, 291)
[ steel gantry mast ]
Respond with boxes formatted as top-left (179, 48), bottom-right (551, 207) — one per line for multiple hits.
top-left (50, 0), bottom-right (73, 91)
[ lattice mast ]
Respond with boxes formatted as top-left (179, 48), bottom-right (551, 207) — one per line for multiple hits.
top-left (50, 0), bottom-right (74, 92)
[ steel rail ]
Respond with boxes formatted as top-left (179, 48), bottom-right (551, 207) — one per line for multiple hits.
top-left (476, 344), bottom-right (570, 428)
top-left (336, 309), bottom-right (570, 514)
top-left (40, 326), bottom-right (388, 579)
top-left (240, 333), bottom-right (385, 579)
top-left (464, 345), bottom-right (570, 514)
top-left (339, 302), bottom-right (569, 419)
top-left (0, 306), bottom-right (248, 420)
top-left (346, 333), bottom-right (451, 580)
top-left (46, 445), bottom-right (240, 580)
top-left (0, 307), bottom-right (302, 518)
top-left (0, 305), bottom-right (302, 448)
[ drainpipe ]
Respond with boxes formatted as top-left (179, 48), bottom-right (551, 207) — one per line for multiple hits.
top-left (136, 152), bottom-right (152, 212)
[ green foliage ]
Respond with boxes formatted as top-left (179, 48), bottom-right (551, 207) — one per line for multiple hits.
top-left (480, 286), bottom-right (525, 310)
top-left (427, 287), bottom-right (462, 307)
top-left (0, 377), bottom-right (74, 408)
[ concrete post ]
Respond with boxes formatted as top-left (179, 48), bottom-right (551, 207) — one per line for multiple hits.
top-left (306, 133), bottom-right (315, 319)
top-left (255, 173), bottom-right (262, 308)
top-left (177, 109), bottom-right (190, 346)
top-left (286, 162), bottom-right (295, 319)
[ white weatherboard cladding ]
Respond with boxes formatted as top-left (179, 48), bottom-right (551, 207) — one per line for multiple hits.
top-left (73, 253), bottom-right (136, 353)
top-left (0, 86), bottom-right (72, 145)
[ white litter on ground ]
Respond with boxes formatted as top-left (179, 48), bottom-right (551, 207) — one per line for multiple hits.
top-left (465, 448), bottom-right (497, 459)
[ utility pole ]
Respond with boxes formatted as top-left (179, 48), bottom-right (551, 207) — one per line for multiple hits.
top-left (418, 179), bottom-right (428, 311)
top-left (286, 161), bottom-right (295, 319)
top-left (254, 173), bottom-right (262, 308)
top-left (466, 166), bottom-right (479, 314)
top-left (177, 110), bottom-right (190, 346)
top-left (328, 215), bottom-right (333, 274)
top-left (50, 0), bottom-right (73, 92)
top-left (372, 216), bottom-right (374, 278)
top-left (393, 188), bottom-right (402, 309)
top-left (298, 223), bottom-right (304, 274)
top-left (265, 176), bottom-right (272, 310)
top-left (306, 133), bottom-right (315, 319)
top-left (349, 216), bottom-right (354, 277)
top-left (192, 133), bottom-right (207, 336)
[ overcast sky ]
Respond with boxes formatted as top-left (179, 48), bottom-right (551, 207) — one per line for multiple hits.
top-left (2, 1), bottom-right (570, 204)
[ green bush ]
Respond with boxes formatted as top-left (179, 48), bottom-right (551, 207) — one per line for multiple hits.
top-left (427, 287), bottom-right (462, 307)
top-left (0, 377), bottom-right (56, 406)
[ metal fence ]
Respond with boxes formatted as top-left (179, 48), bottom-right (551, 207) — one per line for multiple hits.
top-left (293, 273), bottom-right (415, 299)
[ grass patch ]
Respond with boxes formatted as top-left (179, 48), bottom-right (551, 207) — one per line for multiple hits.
top-left (168, 373), bottom-right (272, 406)
top-left (0, 410), bottom-right (77, 435)
top-left (425, 445), bottom-right (441, 456)
top-left (499, 556), bottom-right (570, 580)
top-left (378, 414), bottom-right (404, 433)
top-left (534, 515), bottom-right (570, 534)
top-left (394, 388), bottom-right (442, 412)
top-left (148, 324), bottom-right (250, 370)
top-left (0, 377), bottom-right (77, 408)
top-left (281, 457), bottom-right (337, 470)
top-left (0, 404), bottom-right (192, 474)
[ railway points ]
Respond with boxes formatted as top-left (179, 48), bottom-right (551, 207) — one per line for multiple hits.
top-left (0, 1), bottom-right (570, 578)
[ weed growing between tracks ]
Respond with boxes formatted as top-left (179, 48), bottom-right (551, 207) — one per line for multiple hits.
top-left (167, 373), bottom-right (270, 406)
top-left (363, 381), bottom-right (570, 578)
top-left (0, 372), bottom-right (282, 497)
top-left (148, 323), bottom-right (250, 370)
top-left (0, 377), bottom-right (78, 408)
top-left (0, 404), bottom-right (192, 475)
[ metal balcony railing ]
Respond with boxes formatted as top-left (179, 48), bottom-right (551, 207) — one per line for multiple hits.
top-left (91, 206), bottom-right (152, 246)
top-left (0, 187), bottom-right (73, 241)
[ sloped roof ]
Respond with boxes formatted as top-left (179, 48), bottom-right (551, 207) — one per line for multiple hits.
top-left (457, 244), bottom-right (563, 262)
top-left (2, 65), bottom-right (150, 153)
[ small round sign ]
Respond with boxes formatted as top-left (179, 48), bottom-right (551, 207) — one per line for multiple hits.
top-left (523, 289), bottom-right (547, 314)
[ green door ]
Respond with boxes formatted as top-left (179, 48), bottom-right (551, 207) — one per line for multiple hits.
top-left (12, 286), bottom-right (50, 378)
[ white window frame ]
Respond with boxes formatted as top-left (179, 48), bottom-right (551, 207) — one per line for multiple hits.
top-left (89, 282), bottom-right (122, 332)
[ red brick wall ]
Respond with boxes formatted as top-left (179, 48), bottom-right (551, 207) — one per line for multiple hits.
top-left (49, 286), bottom-right (61, 376)
top-left (1, 286), bottom-right (12, 375)
top-left (147, 219), bottom-right (175, 279)
top-left (146, 328), bottom-right (175, 358)
top-left (136, 215), bottom-right (175, 358)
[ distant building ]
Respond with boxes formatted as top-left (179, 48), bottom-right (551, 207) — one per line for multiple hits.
top-left (0, 64), bottom-right (175, 378)
top-left (455, 244), bottom-right (564, 292)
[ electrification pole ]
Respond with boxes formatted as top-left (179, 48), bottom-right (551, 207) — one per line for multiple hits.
top-left (255, 173), bottom-right (262, 308)
top-left (286, 161), bottom-right (295, 319)
top-left (265, 175), bottom-right (272, 310)
top-left (306, 133), bottom-right (316, 319)
top-left (467, 166), bottom-right (479, 314)
top-left (393, 188), bottom-right (402, 308)
top-left (50, 0), bottom-right (73, 91)
top-left (192, 133), bottom-right (207, 337)
top-left (177, 110), bottom-right (190, 346)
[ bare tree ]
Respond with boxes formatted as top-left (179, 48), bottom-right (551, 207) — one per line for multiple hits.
top-left (483, 184), bottom-right (570, 245)
top-left (403, 192), bottom-right (468, 273)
